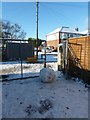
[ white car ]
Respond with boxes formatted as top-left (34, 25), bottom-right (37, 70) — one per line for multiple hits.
top-left (42, 47), bottom-right (52, 53)
top-left (46, 47), bottom-right (52, 53)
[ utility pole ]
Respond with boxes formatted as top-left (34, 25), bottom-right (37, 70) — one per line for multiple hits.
top-left (36, 0), bottom-right (38, 58)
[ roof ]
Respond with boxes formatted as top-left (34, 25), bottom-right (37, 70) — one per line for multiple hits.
top-left (81, 29), bottom-right (90, 35)
top-left (47, 27), bottom-right (61, 35)
top-left (47, 26), bottom-right (83, 35)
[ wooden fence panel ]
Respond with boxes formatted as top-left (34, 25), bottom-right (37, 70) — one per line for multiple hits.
top-left (69, 36), bottom-right (90, 71)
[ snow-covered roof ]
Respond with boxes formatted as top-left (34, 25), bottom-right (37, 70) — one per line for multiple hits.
top-left (47, 28), bottom-right (61, 35)
top-left (60, 27), bottom-right (80, 34)
top-left (47, 27), bottom-right (83, 35)
top-left (81, 29), bottom-right (90, 35)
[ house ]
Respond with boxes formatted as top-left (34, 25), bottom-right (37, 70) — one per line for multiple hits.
top-left (81, 29), bottom-right (90, 35)
top-left (46, 26), bottom-right (84, 50)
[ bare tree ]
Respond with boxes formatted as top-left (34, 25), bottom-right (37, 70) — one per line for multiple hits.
top-left (1, 20), bottom-right (26, 39)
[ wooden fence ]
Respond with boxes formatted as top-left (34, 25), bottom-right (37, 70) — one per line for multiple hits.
top-left (68, 36), bottom-right (90, 71)
top-left (68, 36), bottom-right (90, 84)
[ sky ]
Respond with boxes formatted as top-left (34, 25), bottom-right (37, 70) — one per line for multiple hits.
top-left (2, 2), bottom-right (88, 40)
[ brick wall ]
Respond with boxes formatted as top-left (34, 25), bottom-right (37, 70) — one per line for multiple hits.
top-left (46, 32), bottom-right (60, 49)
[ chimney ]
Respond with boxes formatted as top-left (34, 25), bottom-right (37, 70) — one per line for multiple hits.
top-left (75, 27), bottom-right (79, 31)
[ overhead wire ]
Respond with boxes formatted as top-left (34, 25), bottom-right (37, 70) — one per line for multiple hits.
top-left (39, 2), bottom-right (78, 26)
top-left (45, 2), bottom-right (88, 9)
top-left (39, 3), bottom-right (68, 22)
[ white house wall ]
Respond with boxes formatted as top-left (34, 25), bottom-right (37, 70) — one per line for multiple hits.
top-left (46, 32), bottom-right (59, 41)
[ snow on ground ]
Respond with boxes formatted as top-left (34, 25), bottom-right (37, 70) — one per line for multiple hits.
top-left (38, 52), bottom-right (58, 62)
top-left (0, 62), bottom-right (58, 80)
top-left (0, 52), bottom-right (89, 118)
top-left (2, 75), bottom-right (88, 118)
top-left (0, 81), bottom-right (2, 119)
top-left (0, 52), bottom-right (58, 80)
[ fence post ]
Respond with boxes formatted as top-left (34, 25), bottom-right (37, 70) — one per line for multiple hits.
top-left (65, 34), bottom-right (69, 80)
top-left (44, 41), bottom-right (46, 68)
top-left (20, 40), bottom-right (23, 78)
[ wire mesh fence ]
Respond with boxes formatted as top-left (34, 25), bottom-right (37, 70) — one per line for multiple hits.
top-left (0, 38), bottom-right (39, 81)
top-left (0, 38), bottom-right (58, 82)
